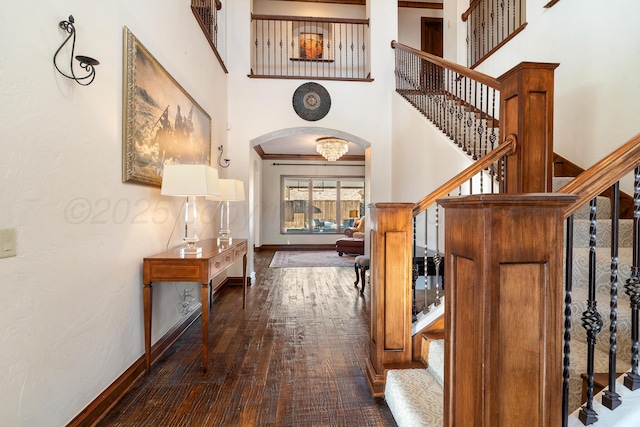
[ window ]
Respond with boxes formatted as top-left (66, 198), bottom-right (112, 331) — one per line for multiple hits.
top-left (282, 176), bottom-right (364, 234)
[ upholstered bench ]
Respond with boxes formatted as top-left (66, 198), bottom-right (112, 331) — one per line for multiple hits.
top-left (354, 255), bottom-right (369, 294)
top-left (335, 237), bottom-right (364, 256)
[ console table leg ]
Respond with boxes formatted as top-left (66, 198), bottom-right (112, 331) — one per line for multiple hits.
top-left (242, 254), bottom-right (248, 309)
top-left (143, 283), bottom-right (152, 373)
top-left (201, 282), bottom-right (209, 373)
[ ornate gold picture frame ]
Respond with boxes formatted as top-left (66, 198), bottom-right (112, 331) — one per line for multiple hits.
top-left (122, 26), bottom-right (211, 186)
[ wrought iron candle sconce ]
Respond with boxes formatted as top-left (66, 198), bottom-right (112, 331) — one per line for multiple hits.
top-left (217, 145), bottom-right (230, 168)
top-left (53, 15), bottom-right (99, 86)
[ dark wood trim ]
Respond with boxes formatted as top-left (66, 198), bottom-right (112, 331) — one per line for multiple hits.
top-left (391, 40), bottom-right (500, 89)
top-left (461, 0), bottom-right (482, 21)
top-left (544, 0), bottom-right (561, 7)
top-left (253, 145), bottom-right (267, 158)
top-left (255, 151), bottom-right (365, 162)
top-left (273, 0), bottom-right (366, 4)
top-left (290, 58), bottom-right (335, 63)
top-left (257, 244), bottom-right (336, 251)
top-left (66, 308), bottom-right (201, 427)
top-left (191, 6), bottom-right (228, 74)
top-left (554, 153), bottom-right (635, 219)
top-left (251, 14), bottom-right (369, 25)
top-left (270, 0), bottom-right (442, 6)
top-left (399, 1), bottom-right (443, 9)
top-left (469, 23), bottom-right (528, 69)
top-left (248, 73), bottom-right (374, 83)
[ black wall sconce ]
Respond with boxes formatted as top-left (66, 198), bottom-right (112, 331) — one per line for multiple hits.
top-left (217, 145), bottom-right (230, 168)
top-left (53, 15), bottom-right (99, 86)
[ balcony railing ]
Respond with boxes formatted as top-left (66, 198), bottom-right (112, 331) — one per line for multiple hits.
top-left (191, 0), bottom-right (227, 73)
top-left (250, 14), bottom-right (372, 81)
top-left (462, 0), bottom-right (527, 68)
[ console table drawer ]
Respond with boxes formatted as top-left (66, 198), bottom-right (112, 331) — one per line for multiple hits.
top-left (145, 262), bottom-right (202, 282)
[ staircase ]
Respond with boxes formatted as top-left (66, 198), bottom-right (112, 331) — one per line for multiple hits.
top-left (383, 177), bottom-right (637, 426)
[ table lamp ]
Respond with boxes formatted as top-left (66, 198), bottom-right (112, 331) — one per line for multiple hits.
top-left (161, 164), bottom-right (221, 255)
top-left (206, 179), bottom-right (245, 243)
top-left (349, 209), bottom-right (359, 226)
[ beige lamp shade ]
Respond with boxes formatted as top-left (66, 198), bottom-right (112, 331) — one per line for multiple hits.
top-left (206, 179), bottom-right (245, 202)
top-left (161, 164), bottom-right (221, 197)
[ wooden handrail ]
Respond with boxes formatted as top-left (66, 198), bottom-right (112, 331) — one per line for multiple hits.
top-left (461, 0), bottom-right (483, 22)
top-left (557, 133), bottom-right (640, 218)
top-left (412, 135), bottom-right (516, 216)
top-left (251, 14), bottom-right (369, 25)
top-left (391, 41), bottom-right (501, 90)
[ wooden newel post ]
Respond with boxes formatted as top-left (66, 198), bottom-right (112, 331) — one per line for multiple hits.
top-left (438, 193), bottom-right (576, 427)
top-left (498, 62), bottom-right (559, 193)
top-left (365, 202), bottom-right (415, 396)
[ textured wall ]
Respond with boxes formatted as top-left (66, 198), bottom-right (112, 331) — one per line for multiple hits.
top-left (0, 1), bottom-right (227, 425)
top-left (472, 0), bottom-right (640, 185)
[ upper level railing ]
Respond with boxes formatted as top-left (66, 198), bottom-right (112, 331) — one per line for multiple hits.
top-left (191, 0), bottom-right (227, 73)
top-left (392, 41), bottom-right (501, 164)
top-left (250, 14), bottom-right (372, 81)
top-left (462, 0), bottom-right (527, 68)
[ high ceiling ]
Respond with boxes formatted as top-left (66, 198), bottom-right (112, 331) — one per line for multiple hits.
top-left (254, 134), bottom-right (366, 161)
top-left (252, 0), bottom-right (442, 161)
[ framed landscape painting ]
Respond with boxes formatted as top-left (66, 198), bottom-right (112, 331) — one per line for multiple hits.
top-left (122, 26), bottom-right (211, 186)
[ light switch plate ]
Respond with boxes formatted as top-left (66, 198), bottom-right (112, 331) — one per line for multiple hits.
top-left (0, 227), bottom-right (17, 259)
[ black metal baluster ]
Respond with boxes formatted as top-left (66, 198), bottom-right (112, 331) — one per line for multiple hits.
top-left (625, 166), bottom-right (640, 391)
top-left (562, 215), bottom-right (574, 427)
top-left (433, 203), bottom-right (442, 308)
top-left (603, 181), bottom-right (622, 409)
top-left (412, 216), bottom-right (418, 321)
top-left (424, 209), bottom-right (430, 312)
top-left (466, 77), bottom-right (472, 155)
top-left (579, 197), bottom-right (602, 425)
top-left (490, 88), bottom-right (498, 191)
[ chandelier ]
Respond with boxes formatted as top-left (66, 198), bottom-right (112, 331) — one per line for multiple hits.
top-left (316, 137), bottom-right (349, 161)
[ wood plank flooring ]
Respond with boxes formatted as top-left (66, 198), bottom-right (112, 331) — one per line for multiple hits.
top-left (98, 250), bottom-right (396, 426)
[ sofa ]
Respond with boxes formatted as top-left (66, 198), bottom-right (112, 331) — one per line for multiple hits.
top-left (335, 216), bottom-right (365, 256)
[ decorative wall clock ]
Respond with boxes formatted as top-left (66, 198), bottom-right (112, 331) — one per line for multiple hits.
top-left (292, 82), bottom-right (331, 121)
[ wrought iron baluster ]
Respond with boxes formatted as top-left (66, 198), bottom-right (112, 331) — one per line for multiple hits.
top-left (578, 197), bottom-right (603, 425)
top-left (562, 215), bottom-right (574, 427)
top-left (433, 203), bottom-right (442, 308)
top-left (424, 209), bottom-right (430, 312)
top-left (412, 216), bottom-right (418, 321)
top-left (625, 166), bottom-right (640, 391)
top-left (603, 181), bottom-right (622, 410)
top-left (457, 74), bottom-right (463, 148)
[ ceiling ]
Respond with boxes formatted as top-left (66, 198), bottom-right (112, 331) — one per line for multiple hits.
top-left (254, 133), bottom-right (366, 161)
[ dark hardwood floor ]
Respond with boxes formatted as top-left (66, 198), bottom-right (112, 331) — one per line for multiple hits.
top-left (98, 250), bottom-right (396, 426)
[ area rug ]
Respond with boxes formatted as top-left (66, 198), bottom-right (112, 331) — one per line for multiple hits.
top-left (269, 251), bottom-right (356, 268)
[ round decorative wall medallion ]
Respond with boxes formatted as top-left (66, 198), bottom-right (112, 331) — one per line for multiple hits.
top-left (292, 82), bottom-right (331, 121)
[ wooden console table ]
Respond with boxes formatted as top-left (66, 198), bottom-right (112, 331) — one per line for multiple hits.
top-left (142, 238), bottom-right (247, 373)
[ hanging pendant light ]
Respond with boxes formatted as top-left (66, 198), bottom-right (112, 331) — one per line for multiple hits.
top-left (316, 137), bottom-right (348, 161)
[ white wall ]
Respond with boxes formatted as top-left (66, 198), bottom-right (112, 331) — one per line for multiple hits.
top-left (398, 6), bottom-right (444, 50)
top-left (391, 93), bottom-right (474, 203)
top-left (0, 1), bottom-right (227, 425)
top-left (227, 0), bottom-right (398, 252)
top-left (471, 0), bottom-right (640, 176)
